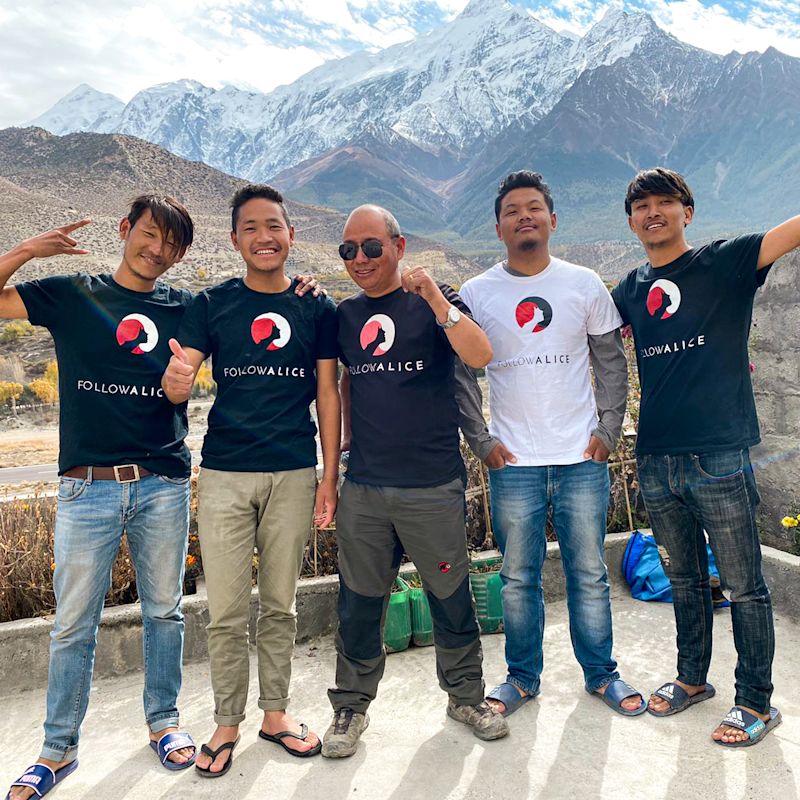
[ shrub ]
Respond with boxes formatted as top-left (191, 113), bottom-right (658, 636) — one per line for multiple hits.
top-left (0, 320), bottom-right (33, 344)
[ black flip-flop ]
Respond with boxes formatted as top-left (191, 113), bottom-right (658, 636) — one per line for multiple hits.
top-left (195, 735), bottom-right (240, 778)
top-left (259, 723), bottom-right (321, 758)
top-left (647, 682), bottom-right (716, 717)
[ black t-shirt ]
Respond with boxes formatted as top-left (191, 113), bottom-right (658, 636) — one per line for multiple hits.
top-left (338, 284), bottom-right (469, 488)
top-left (611, 234), bottom-right (770, 455)
top-left (16, 273), bottom-right (192, 477)
top-left (178, 277), bottom-right (338, 471)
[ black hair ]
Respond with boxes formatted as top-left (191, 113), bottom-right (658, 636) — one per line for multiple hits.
top-left (230, 184), bottom-right (291, 231)
top-left (495, 171), bottom-right (554, 221)
top-left (625, 168), bottom-right (694, 216)
top-left (127, 194), bottom-right (193, 253)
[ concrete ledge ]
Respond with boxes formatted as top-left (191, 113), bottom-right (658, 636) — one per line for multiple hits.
top-left (1, 531), bottom-right (797, 696)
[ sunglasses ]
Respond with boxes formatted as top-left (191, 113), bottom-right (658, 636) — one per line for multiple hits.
top-left (338, 236), bottom-right (398, 261)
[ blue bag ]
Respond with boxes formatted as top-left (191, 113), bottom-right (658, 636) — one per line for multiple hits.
top-left (622, 530), bottom-right (726, 605)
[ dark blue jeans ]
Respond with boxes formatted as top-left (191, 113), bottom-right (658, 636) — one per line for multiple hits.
top-left (636, 449), bottom-right (774, 714)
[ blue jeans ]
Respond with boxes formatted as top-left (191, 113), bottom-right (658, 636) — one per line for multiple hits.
top-left (636, 449), bottom-right (774, 714)
top-left (489, 460), bottom-right (618, 695)
top-left (41, 471), bottom-right (190, 762)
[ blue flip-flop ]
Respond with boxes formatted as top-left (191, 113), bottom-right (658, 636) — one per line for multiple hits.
top-left (714, 706), bottom-right (782, 748)
top-left (6, 759), bottom-right (78, 799)
top-left (593, 679), bottom-right (646, 716)
top-left (486, 682), bottom-right (535, 717)
top-left (647, 682), bottom-right (716, 717)
top-left (149, 731), bottom-right (197, 771)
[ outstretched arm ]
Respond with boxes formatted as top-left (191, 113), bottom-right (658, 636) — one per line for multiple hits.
top-left (0, 220), bottom-right (91, 319)
top-left (759, 215), bottom-right (800, 269)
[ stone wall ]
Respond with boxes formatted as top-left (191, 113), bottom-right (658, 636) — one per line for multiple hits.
top-left (751, 249), bottom-right (800, 553)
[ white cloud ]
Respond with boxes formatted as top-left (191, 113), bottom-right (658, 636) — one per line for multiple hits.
top-left (0, 0), bottom-right (797, 129)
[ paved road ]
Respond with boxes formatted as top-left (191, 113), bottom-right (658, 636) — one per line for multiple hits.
top-left (1, 594), bottom-right (798, 800)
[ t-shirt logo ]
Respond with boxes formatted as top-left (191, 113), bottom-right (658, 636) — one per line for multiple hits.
top-left (360, 314), bottom-right (395, 357)
top-left (251, 313), bottom-right (292, 351)
top-left (115, 313), bottom-right (159, 355)
top-left (646, 279), bottom-right (681, 320)
top-left (515, 296), bottom-right (553, 333)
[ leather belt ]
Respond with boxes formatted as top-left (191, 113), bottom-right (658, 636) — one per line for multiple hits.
top-left (63, 465), bottom-right (152, 483)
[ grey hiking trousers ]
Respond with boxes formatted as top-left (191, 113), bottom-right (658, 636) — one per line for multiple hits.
top-left (328, 477), bottom-right (485, 713)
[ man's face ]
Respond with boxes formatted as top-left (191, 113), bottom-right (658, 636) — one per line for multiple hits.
top-left (231, 197), bottom-right (294, 274)
top-left (627, 193), bottom-right (693, 247)
top-left (496, 187), bottom-right (556, 252)
top-left (119, 209), bottom-right (186, 280)
top-left (340, 209), bottom-right (405, 296)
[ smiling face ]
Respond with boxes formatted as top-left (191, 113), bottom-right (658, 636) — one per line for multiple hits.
top-left (496, 187), bottom-right (557, 255)
top-left (627, 193), bottom-right (693, 251)
top-left (231, 197), bottom-right (294, 275)
top-left (341, 208), bottom-right (405, 297)
top-left (118, 209), bottom-right (186, 283)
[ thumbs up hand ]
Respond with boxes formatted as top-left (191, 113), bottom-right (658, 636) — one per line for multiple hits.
top-left (162, 338), bottom-right (197, 403)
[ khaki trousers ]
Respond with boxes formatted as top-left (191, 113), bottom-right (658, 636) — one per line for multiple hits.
top-left (198, 466), bottom-right (316, 725)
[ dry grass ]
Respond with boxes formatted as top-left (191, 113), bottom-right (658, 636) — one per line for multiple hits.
top-left (0, 431), bottom-right (60, 469)
top-left (0, 492), bottom-right (138, 623)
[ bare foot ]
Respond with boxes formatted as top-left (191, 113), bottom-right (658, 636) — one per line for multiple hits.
top-left (648, 680), bottom-right (706, 714)
top-left (712, 705), bottom-right (770, 744)
top-left (261, 710), bottom-right (320, 754)
top-left (149, 726), bottom-right (195, 766)
top-left (597, 681), bottom-right (643, 712)
top-left (486, 684), bottom-right (527, 715)
top-left (8, 757), bottom-right (73, 800)
top-left (195, 725), bottom-right (240, 773)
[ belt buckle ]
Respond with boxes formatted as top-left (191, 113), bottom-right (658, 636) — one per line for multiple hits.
top-left (113, 464), bottom-right (140, 483)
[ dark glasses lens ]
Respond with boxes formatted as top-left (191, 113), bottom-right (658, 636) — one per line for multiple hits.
top-left (338, 239), bottom-right (385, 260)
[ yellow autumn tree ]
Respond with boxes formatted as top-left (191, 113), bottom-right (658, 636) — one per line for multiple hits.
top-left (29, 360), bottom-right (59, 404)
top-left (0, 381), bottom-right (23, 414)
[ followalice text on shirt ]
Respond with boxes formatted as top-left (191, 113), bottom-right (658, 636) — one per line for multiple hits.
top-left (348, 360), bottom-right (425, 375)
top-left (639, 335), bottom-right (706, 359)
top-left (495, 354), bottom-right (570, 369)
top-left (222, 365), bottom-right (306, 378)
top-left (77, 380), bottom-right (164, 397)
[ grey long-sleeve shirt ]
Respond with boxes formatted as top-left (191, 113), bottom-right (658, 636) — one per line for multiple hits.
top-left (455, 328), bottom-right (628, 460)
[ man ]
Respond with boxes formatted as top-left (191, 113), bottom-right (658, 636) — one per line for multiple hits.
top-left (162, 184), bottom-right (339, 776)
top-left (322, 204), bottom-right (507, 758)
top-left (612, 167), bottom-right (800, 746)
top-left (2, 197), bottom-right (198, 800)
top-left (459, 171), bottom-right (645, 718)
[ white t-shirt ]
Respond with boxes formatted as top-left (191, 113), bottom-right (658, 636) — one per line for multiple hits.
top-left (460, 258), bottom-right (622, 466)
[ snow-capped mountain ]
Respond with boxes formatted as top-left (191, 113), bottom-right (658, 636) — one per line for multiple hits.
top-left (30, 84), bottom-right (125, 135)
top-left (25, 1), bottom-right (800, 242)
top-left (30, 3), bottom-right (691, 180)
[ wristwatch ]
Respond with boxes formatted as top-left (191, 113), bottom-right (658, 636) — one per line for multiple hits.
top-left (437, 304), bottom-right (462, 329)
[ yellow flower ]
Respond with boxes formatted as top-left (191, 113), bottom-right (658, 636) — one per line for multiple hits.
top-left (781, 516), bottom-right (798, 528)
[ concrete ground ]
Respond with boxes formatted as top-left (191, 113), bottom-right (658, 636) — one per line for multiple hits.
top-left (1, 592), bottom-right (797, 800)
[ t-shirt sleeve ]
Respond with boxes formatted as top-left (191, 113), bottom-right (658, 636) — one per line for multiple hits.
top-left (587, 272), bottom-right (623, 335)
top-left (177, 292), bottom-right (212, 355)
top-left (713, 233), bottom-right (770, 293)
top-left (610, 279), bottom-right (629, 326)
top-left (14, 274), bottom-right (77, 331)
top-left (439, 284), bottom-right (474, 319)
top-left (315, 296), bottom-right (339, 360)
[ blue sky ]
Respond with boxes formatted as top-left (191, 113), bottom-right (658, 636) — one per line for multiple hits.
top-left (0, 0), bottom-right (798, 128)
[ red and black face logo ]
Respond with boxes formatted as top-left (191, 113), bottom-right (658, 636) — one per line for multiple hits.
top-left (646, 280), bottom-right (681, 320)
top-left (438, 561), bottom-right (451, 573)
top-left (359, 313), bottom-right (395, 357)
top-left (251, 313), bottom-right (292, 350)
top-left (116, 314), bottom-right (159, 355)
top-left (515, 296), bottom-right (552, 333)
